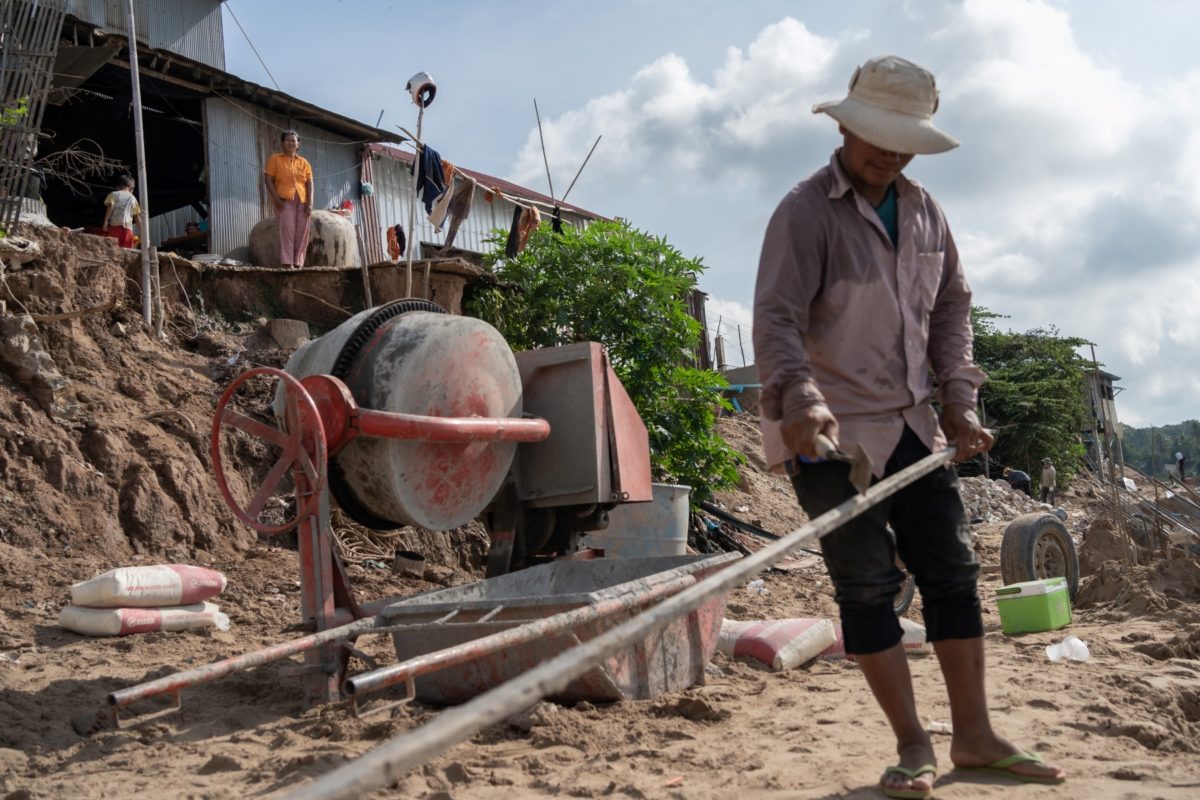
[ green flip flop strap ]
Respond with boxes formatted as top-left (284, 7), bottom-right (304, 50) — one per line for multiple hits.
top-left (884, 764), bottom-right (938, 780)
top-left (986, 752), bottom-right (1045, 770)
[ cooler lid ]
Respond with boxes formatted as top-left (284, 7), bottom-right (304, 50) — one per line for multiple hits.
top-left (994, 576), bottom-right (1067, 598)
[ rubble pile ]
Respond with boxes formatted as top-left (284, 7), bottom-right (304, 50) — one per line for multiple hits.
top-left (958, 475), bottom-right (1050, 523)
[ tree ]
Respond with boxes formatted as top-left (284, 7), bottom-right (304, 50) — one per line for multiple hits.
top-left (466, 220), bottom-right (742, 502)
top-left (1120, 420), bottom-right (1200, 479)
top-left (970, 307), bottom-right (1091, 489)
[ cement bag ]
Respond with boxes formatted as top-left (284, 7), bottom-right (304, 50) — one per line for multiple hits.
top-left (70, 565), bottom-right (227, 608)
top-left (58, 602), bottom-right (230, 637)
top-left (819, 617), bottom-right (932, 661)
top-left (718, 617), bottom-right (837, 671)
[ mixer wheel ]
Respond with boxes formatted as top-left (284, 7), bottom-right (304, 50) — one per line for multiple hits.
top-left (212, 367), bottom-right (327, 534)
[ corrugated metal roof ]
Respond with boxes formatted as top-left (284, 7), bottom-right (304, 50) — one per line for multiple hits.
top-left (61, 12), bottom-right (403, 145)
top-left (66, 1), bottom-right (224, 69)
top-left (369, 143), bottom-right (604, 221)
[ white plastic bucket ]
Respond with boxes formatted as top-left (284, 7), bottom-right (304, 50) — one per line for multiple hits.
top-left (581, 483), bottom-right (690, 558)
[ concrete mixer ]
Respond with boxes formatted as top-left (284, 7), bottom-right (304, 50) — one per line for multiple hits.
top-left (203, 298), bottom-right (654, 703)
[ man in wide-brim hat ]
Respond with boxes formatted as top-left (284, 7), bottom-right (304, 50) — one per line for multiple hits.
top-left (754, 55), bottom-right (1065, 798)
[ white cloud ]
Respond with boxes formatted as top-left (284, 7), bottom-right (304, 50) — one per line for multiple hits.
top-left (505, 1), bottom-right (1200, 425)
top-left (509, 17), bottom-right (844, 191)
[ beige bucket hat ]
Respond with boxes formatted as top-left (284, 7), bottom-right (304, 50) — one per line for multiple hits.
top-left (813, 55), bottom-right (958, 155)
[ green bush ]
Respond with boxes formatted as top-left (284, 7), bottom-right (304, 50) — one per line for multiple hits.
top-left (466, 220), bottom-right (742, 502)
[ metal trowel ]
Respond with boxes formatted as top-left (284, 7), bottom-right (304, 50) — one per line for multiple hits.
top-left (815, 433), bottom-right (875, 494)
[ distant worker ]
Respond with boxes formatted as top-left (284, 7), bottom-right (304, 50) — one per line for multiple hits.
top-left (1002, 466), bottom-right (1032, 496)
top-left (184, 220), bottom-right (201, 236)
top-left (101, 174), bottom-right (140, 249)
top-left (263, 129), bottom-right (313, 268)
top-left (753, 55), bottom-right (1063, 798)
top-left (1177, 450), bottom-right (1187, 480)
top-left (1040, 458), bottom-right (1057, 505)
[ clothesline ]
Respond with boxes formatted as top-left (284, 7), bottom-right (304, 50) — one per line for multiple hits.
top-left (395, 131), bottom-right (572, 216)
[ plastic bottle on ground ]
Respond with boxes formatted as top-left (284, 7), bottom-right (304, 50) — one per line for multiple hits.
top-left (746, 579), bottom-right (768, 596)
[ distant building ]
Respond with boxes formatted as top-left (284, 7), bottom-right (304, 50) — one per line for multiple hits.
top-left (1083, 368), bottom-right (1124, 473)
top-left (29, 2), bottom-right (602, 262)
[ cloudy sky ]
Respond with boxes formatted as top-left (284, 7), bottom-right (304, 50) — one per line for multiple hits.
top-left (224, 0), bottom-right (1200, 428)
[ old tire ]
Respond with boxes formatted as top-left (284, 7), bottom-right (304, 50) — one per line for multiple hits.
top-left (893, 572), bottom-right (916, 616)
top-left (1000, 512), bottom-right (1080, 599)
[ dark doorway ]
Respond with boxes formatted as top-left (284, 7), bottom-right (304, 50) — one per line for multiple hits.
top-left (39, 61), bottom-right (207, 233)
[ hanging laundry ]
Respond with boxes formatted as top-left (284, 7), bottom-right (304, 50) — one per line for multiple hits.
top-left (551, 205), bottom-right (564, 235)
top-left (504, 205), bottom-right (523, 258)
top-left (440, 159), bottom-right (455, 189)
top-left (516, 205), bottom-right (542, 252)
top-left (412, 145), bottom-right (446, 215)
top-left (429, 164), bottom-right (458, 229)
top-left (443, 176), bottom-right (477, 249)
top-left (386, 223), bottom-right (406, 262)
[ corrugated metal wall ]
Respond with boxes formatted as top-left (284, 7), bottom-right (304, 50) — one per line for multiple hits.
top-left (66, 0), bottom-right (225, 69)
top-left (204, 96), bottom-right (360, 263)
top-left (370, 153), bottom-right (589, 258)
top-left (149, 205), bottom-right (197, 247)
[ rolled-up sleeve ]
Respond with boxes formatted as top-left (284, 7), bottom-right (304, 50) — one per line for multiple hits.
top-left (928, 223), bottom-right (987, 407)
top-left (753, 195), bottom-right (826, 421)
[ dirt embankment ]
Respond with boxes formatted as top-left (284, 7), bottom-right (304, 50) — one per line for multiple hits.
top-left (1, 226), bottom-right (1199, 799)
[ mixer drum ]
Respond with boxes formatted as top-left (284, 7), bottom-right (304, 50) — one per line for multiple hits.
top-left (283, 305), bottom-right (522, 530)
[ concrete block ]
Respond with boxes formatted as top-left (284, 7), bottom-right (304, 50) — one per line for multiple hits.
top-left (267, 318), bottom-right (310, 350)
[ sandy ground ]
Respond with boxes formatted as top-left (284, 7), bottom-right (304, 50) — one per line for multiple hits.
top-left (4, 502), bottom-right (1199, 800)
top-left (1, 227), bottom-right (1198, 799)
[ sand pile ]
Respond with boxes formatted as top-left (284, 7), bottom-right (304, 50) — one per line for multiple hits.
top-left (1075, 554), bottom-right (1200, 616)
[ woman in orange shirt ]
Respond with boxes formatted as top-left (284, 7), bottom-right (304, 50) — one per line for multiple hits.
top-left (263, 129), bottom-right (314, 268)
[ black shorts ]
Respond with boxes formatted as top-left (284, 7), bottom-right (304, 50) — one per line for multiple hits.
top-left (789, 426), bottom-right (983, 654)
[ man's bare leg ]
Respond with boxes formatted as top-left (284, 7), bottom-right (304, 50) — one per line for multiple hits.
top-left (933, 637), bottom-right (1066, 780)
top-left (857, 643), bottom-right (937, 795)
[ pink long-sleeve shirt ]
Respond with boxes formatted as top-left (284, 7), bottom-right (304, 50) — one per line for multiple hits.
top-left (753, 151), bottom-right (986, 476)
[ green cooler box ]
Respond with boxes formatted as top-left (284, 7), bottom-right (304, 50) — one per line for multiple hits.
top-left (994, 577), bottom-right (1071, 635)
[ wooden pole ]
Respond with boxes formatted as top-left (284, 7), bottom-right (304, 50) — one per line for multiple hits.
top-left (1089, 342), bottom-right (1135, 564)
top-left (125, 0), bottom-right (152, 327)
top-left (560, 134), bottom-right (602, 204)
top-left (1151, 426), bottom-right (1165, 557)
top-left (533, 98), bottom-right (555, 202)
top-left (354, 224), bottom-right (373, 309)
top-left (151, 246), bottom-right (163, 339)
top-left (736, 324), bottom-right (746, 367)
top-left (404, 105), bottom-right (424, 298)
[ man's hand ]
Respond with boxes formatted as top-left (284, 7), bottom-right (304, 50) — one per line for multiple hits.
top-left (780, 403), bottom-right (839, 458)
top-left (303, 202), bottom-right (312, 216)
top-left (942, 403), bottom-right (993, 462)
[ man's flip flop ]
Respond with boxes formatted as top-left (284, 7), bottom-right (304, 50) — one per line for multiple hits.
top-left (961, 752), bottom-right (1065, 784)
top-left (880, 763), bottom-right (937, 799)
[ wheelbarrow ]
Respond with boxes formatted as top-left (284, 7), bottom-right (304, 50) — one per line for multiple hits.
top-left (368, 552), bottom-right (739, 705)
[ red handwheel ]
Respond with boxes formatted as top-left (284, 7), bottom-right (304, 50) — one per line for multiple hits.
top-left (211, 367), bottom-right (328, 534)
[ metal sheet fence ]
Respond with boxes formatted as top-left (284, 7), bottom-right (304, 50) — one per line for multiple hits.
top-left (0, 0), bottom-right (68, 234)
top-left (204, 96), bottom-right (360, 262)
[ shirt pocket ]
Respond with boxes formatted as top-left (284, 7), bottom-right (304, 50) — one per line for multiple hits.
top-left (913, 251), bottom-right (944, 314)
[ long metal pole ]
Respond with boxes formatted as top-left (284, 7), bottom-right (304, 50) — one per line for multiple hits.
top-left (124, 0), bottom-right (152, 327)
top-left (108, 614), bottom-right (385, 713)
top-left (287, 447), bottom-right (957, 800)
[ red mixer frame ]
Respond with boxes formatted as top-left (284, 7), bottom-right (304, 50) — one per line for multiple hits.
top-left (208, 367), bottom-right (551, 704)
